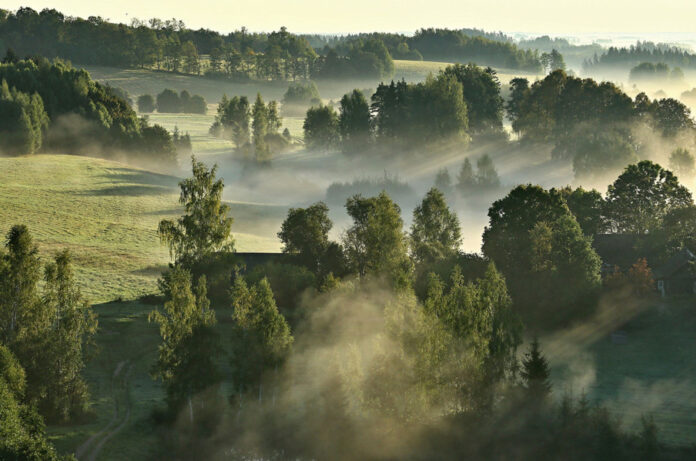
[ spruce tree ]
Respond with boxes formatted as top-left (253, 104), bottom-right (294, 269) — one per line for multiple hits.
top-left (521, 337), bottom-right (552, 402)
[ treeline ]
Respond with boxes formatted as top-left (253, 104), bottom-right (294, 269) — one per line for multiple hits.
top-left (303, 63), bottom-right (506, 154)
top-left (0, 226), bottom-right (96, 459)
top-left (0, 7), bottom-right (546, 84)
top-left (629, 62), bottom-right (684, 82)
top-left (142, 157), bottom-right (696, 459)
top-left (0, 55), bottom-right (181, 165)
top-left (583, 41), bottom-right (696, 71)
top-left (137, 88), bottom-right (207, 114)
top-left (507, 70), bottom-right (695, 178)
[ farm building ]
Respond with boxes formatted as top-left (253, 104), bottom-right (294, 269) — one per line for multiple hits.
top-left (653, 248), bottom-right (696, 297)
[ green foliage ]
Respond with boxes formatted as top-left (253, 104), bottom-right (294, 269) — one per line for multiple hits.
top-left (669, 148), bottom-right (695, 178)
top-left (303, 104), bottom-right (339, 151)
top-left (555, 186), bottom-right (606, 236)
top-left (0, 226), bottom-right (97, 423)
top-left (343, 192), bottom-right (413, 288)
top-left (482, 185), bottom-right (601, 327)
top-left (409, 188), bottom-right (462, 267)
top-left (521, 338), bottom-right (552, 402)
top-left (158, 157), bottom-right (234, 267)
top-left (137, 93), bottom-right (155, 113)
top-left (604, 160), bottom-right (693, 235)
top-left (278, 202), bottom-right (333, 273)
top-left (540, 49), bottom-right (566, 73)
top-left (210, 94), bottom-right (251, 149)
top-left (156, 89), bottom-right (207, 114)
top-left (252, 93), bottom-right (269, 162)
top-left (149, 267), bottom-right (220, 414)
top-left (282, 81), bottom-right (320, 105)
top-left (0, 79), bottom-right (49, 155)
top-left (339, 89), bottom-right (371, 154)
top-left (230, 276), bottom-right (293, 397)
top-left (440, 63), bottom-right (504, 136)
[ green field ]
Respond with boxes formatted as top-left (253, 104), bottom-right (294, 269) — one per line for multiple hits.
top-left (0, 155), bottom-right (283, 303)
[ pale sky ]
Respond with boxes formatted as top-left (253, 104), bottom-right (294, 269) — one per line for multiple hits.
top-left (3, 0), bottom-right (696, 35)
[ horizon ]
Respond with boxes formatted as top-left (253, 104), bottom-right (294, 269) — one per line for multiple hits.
top-left (3, 0), bottom-right (696, 37)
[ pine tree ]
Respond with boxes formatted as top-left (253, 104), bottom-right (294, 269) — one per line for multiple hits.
top-left (456, 158), bottom-right (476, 195)
top-left (521, 337), bottom-right (552, 402)
top-left (252, 93), bottom-right (270, 163)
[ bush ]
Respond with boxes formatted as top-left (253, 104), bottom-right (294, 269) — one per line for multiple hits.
top-left (137, 94), bottom-right (156, 113)
top-left (156, 89), bottom-right (182, 113)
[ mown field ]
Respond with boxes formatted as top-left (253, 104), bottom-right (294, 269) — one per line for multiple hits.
top-left (0, 155), bottom-right (284, 303)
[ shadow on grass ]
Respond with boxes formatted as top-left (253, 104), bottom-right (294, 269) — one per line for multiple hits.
top-left (82, 185), bottom-right (175, 197)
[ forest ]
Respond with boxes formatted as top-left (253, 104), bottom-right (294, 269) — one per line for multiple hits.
top-left (2, 3), bottom-right (696, 461)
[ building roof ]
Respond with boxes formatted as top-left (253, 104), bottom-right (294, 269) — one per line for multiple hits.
top-left (592, 234), bottom-right (641, 269)
top-left (653, 248), bottom-right (696, 280)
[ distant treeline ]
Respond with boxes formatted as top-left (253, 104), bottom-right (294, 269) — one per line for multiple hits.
top-left (303, 29), bottom-right (542, 71)
top-left (583, 41), bottom-right (696, 71)
top-left (0, 7), bottom-right (544, 83)
top-left (0, 55), bottom-right (180, 165)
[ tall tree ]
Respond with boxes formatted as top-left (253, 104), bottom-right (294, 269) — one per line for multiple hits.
top-left (278, 202), bottom-right (333, 273)
top-left (252, 93), bottom-right (270, 162)
top-left (603, 161), bottom-right (693, 234)
top-left (410, 188), bottom-right (462, 266)
top-left (158, 156), bottom-right (234, 267)
top-left (343, 192), bottom-right (412, 288)
top-left (149, 268), bottom-right (220, 419)
top-left (520, 338), bottom-right (552, 403)
top-left (303, 104), bottom-right (339, 151)
top-left (339, 89), bottom-right (372, 154)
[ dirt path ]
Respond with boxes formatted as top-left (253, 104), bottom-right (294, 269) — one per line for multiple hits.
top-left (75, 361), bottom-right (133, 461)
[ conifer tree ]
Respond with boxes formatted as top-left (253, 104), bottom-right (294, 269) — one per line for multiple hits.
top-left (521, 337), bottom-right (552, 402)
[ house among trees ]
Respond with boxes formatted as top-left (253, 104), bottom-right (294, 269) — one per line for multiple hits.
top-left (654, 248), bottom-right (696, 297)
top-left (592, 234), bottom-right (640, 275)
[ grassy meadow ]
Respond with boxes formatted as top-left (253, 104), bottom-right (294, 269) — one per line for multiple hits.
top-left (0, 155), bottom-right (283, 303)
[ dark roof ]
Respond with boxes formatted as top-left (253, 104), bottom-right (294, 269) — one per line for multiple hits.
top-left (653, 248), bottom-right (696, 279)
top-left (235, 252), bottom-right (286, 271)
top-left (592, 234), bottom-right (641, 269)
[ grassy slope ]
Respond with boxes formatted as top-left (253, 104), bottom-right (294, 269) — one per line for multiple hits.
top-left (0, 155), bottom-right (283, 303)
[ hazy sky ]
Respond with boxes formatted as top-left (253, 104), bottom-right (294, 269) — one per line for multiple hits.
top-left (4, 0), bottom-right (696, 35)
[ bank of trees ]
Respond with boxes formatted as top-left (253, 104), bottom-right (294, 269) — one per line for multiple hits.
top-left (0, 57), bottom-right (179, 164)
top-left (135, 89), bottom-right (207, 114)
top-left (629, 62), bottom-right (684, 82)
top-left (303, 63), bottom-right (507, 154)
top-left (507, 70), bottom-right (696, 179)
top-left (210, 93), bottom-right (288, 162)
top-left (584, 41), bottom-right (696, 72)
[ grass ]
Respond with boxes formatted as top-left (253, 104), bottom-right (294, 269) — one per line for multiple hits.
top-left (550, 298), bottom-right (696, 445)
top-left (0, 154), bottom-right (283, 303)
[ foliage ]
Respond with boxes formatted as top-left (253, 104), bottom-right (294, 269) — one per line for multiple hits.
top-left (343, 192), bottom-right (413, 288)
top-left (149, 267), bottom-right (220, 415)
top-left (137, 93), bottom-right (155, 113)
top-left (303, 104), bottom-right (339, 151)
top-left (339, 89), bottom-right (371, 154)
top-left (282, 81), bottom-right (320, 105)
top-left (0, 79), bottom-right (48, 155)
top-left (555, 186), bottom-right (606, 236)
top-left (210, 95), bottom-right (250, 150)
top-left (156, 88), bottom-right (207, 114)
top-left (409, 188), bottom-right (461, 267)
top-left (520, 338), bottom-right (552, 402)
top-left (278, 202), bottom-right (333, 273)
top-left (158, 156), bottom-right (234, 267)
top-left (604, 161), bottom-right (693, 235)
top-left (627, 258), bottom-right (654, 295)
top-left (669, 147), bottom-right (695, 179)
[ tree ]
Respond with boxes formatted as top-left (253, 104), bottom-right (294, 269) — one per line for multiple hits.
top-left (339, 89), bottom-right (371, 154)
top-left (505, 77), bottom-right (529, 129)
top-left (540, 49), bottom-right (566, 73)
top-left (211, 95), bottom-right (251, 150)
top-left (0, 80), bottom-right (49, 155)
top-left (158, 157), bottom-right (234, 267)
top-left (456, 158), bottom-right (476, 195)
top-left (669, 147), bottom-right (695, 179)
top-left (303, 104), bottom-right (339, 151)
top-left (149, 267), bottom-right (220, 419)
top-left (156, 88), bottom-right (182, 113)
top-left (434, 168), bottom-right (453, 195)
top-left (230, 276), bottom-right (293, 402)
top-left (343, 192), bottom-right (412, 288)
top-left (627, 258), bottom-right (654, 295)
top-left (604, 161), bottom-right (693, 235)
top-left (556, 186), bottom-right (606, 236)
top-left (278, 202), bottom-right (333, 273)
top-left (482, 186), bottom-right (601, 326)
top-left (137, 94), bottom-right (155, 113)
top-left (252, 93), bottom-right (270, 162)
top-left (520, 338), bottom-right (552, 403)
top-left (476, 154), bottom-right (500, 189)
top-left (410, 188), bottom-right (461, 267)
top-left (38, 250), bottom-right (97, 422)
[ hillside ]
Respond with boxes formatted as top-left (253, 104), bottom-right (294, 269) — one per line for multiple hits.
top-left (0, 154), bottom-right (283, 303)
